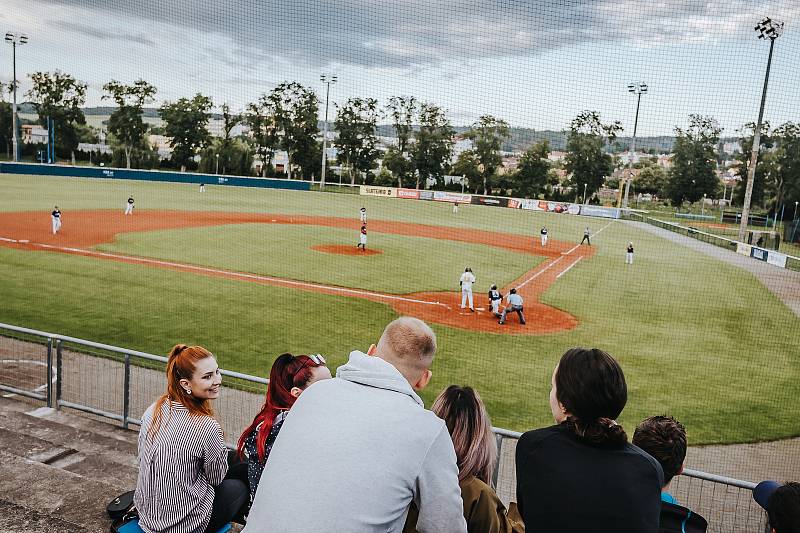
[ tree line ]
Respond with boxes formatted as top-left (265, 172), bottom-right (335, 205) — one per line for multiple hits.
top-left (1, 70), bottom-right (798, 216)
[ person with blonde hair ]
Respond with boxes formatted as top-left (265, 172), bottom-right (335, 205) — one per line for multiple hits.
top-left (134, 344), bottom-right (248, 533)
top-left (405, 385), bottom-right (524, 533)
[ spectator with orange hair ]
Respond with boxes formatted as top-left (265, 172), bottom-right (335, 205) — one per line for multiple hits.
top-left (134, 344), bottom-right (248, 533)
top-left (237, 353), bottom-right (331, 502)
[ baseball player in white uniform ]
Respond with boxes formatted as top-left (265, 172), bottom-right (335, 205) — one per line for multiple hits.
top-left (540, 226), bottom-right (548, 247)
top-left (51, 206), bottom-right (62, 234)
top-left (124, 196), bottom-right (135, 215)
top-left (459, 267), bottom-right (476, 311)
top-left (360, 207), bottom-right (367, 224)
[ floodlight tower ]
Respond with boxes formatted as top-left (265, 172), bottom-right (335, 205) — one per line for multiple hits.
top-left (623, 82), bottom-right (647, 209)
top-left (4, 31), bottom-right (28, 162)
top-left (739, 17), bottom-right (784, 242)
top-left (319, 74), bottom-right (337, 189)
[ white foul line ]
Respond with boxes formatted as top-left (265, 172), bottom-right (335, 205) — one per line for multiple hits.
top-left (6, 239), bottom-right (449, 309)
top-left (556, 257), bottom-right (583, 279)
top-left (516, 256), bottom-right (564, 289)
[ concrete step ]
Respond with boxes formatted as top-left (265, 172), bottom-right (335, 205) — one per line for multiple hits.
top-left (0, 498), bottom-right (85, 533)
top-left (0, 408), bottom-right (138, 462)
top-left (0, 448), bottom-right (120, 532)
top-left (0, 417), bottom-right (138, 490)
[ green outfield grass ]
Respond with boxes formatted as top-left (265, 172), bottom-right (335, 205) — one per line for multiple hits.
top-left (96, 224), bottom-right (543, 294)
top-left (1, 173), bottom-right (799, 444)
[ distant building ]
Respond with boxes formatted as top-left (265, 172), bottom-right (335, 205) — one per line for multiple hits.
top-left (723, 141), bottom-right (742, 154)
top-left (547, 151), bottom-right (567, 162)
top-left (21, 124), bottom-right (48, 144)
top-left (656, 154), bottom-right (673, 169)
top-left (207, 119), bottom-right (249, 138)
top-left (77, 143), bottom-right (112, 154)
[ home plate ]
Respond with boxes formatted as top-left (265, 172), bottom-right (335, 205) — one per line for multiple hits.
top-left (475, 307), bottom-right (485, 311)
top-left (18, 239), bottom-right (29, 243)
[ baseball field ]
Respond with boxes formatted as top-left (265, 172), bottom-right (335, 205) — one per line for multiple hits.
top-left (1, 173), bottom-right (798, 444)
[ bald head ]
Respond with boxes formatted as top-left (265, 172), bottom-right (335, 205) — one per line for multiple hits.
top-left (376, 317), bottom-right (437, 386)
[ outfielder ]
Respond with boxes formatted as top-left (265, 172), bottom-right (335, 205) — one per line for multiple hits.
top-left (459, 267), bottom-right (476, 311)
top-left (488, 284), bottom-right (503, 316)
top-left (360, 207), bottom-right (367, 224)
top-left (357, 225), bottom-right (367, 250)
top-left (626, 242), bottom-right (634, 264)
top-left (51, 206), bottom-right (62, 235)
top-left (540, 226), bottom-right (548, 247)
top-left (124, 196), bottom-right (135, 215)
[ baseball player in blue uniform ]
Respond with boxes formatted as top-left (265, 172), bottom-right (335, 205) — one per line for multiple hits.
top-left (488, 284), bottom-right (503, 316)
top-left (51, 206), bottom-right (62, 235)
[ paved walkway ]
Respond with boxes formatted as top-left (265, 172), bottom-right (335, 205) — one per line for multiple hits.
top-left (627, 220), bottom-right (800, 317)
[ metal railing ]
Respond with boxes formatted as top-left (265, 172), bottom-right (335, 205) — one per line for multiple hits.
top-left (0, 322), bottom-right (769, 532)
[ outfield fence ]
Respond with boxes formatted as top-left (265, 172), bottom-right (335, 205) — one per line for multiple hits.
top-left (0, 322), bottom-right (769, 532)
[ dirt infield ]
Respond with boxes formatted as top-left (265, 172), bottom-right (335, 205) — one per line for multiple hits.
top-left (311, 244), bottom-right (383, 256)
top-left (0, 210), bottom-right (597, 335)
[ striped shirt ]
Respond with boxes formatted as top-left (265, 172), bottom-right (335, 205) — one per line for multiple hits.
top-left (134, 401), bottom-right (228, 533)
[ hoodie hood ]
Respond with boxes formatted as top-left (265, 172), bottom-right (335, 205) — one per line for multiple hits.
top-left (336, 350), bottom-right (424, 407)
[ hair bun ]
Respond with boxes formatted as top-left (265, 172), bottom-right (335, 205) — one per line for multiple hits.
top-left (168, 344), bottom-right (188, 359)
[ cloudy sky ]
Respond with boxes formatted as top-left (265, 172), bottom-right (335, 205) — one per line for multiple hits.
top-left (3, 0), bottom-right (800, 136)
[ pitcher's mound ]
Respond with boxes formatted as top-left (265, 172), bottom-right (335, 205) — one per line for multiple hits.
top-left (312, 244), bottom-right (382, 256)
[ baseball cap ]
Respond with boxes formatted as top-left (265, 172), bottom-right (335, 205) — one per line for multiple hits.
top-left (753, 480), bottom-right (781, 510)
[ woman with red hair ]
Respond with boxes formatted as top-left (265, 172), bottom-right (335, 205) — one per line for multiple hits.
top-left (238, 353), bottom-right (331, 501)
top-left (134, 344), bottom-right (248, 533)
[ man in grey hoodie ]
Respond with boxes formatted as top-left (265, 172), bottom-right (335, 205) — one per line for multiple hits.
top-left (244, 317), bottom-right (467, 533)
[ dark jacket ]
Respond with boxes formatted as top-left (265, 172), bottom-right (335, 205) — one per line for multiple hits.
top-left (658, 501), bottom-right (707, 533)
top-left (515, 423), bottom-right (663, 533)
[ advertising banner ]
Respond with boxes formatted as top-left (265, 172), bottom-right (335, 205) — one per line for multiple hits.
top-left (766, 251), bottom-right (787, 268)
top-left (736, 243), bottom-right (752, 257)
top-left (579, 205), bottom-right (621, 219)
top-left (471, 195), bottom-right (509, 208)
top-left (359, 185), bottom-right (397, 197)
top-left (397, 188), bottom-right (420, 199)
top-left (433, 191), bottom-right (472, 203)
top-left (419, 190), bottom-right (435, 200)
top-left (750, 247), bottom-right (768, 262)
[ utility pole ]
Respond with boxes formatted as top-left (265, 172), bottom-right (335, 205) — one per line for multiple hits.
top-left (5, 32), bottom-right (28, 162)
top-left (319, 74), bottom-right (337, 189)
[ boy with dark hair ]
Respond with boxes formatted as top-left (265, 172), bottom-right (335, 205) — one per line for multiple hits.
top-left (633, 415), bottom-right (708, 532)
top-left (754, 480), bottom-right (800, 533)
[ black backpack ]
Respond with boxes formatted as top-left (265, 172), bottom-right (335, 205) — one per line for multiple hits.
top-left (107, 490), bottom-right (138, 532)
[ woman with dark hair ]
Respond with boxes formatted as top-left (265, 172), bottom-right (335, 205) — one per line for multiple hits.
top-left (405, 385), bottom-right (524, 533)
top-left (515, 348), bottom-right (664, 533)
top-left (238, 353), bottom-right (331, 501)
top-left (135, 344), bottom-right (248, 533)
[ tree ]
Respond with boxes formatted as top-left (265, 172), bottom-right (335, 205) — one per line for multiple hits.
top-left (466, 115), bottom-right (510, 194)
top-left (771, 122), bottom-right (800, 218)
top-left (159, 93), bottom-right (213, 172)
top-left (634, 165), bottom-right (669, 198)
top-left (271, 82), bottom-right (319, 180)
top-left (733, 122), bottom-right (774, 207)
top-left (216, 103), bottom-right (242, 175)
top-left (412, 103), bottom-right (454, 189)
top-left (513, 140), bottom-right (555, 198)
top-left (666, 115), bottom-right (721, 206)
top-left (334, 97), bottom-right (380, 185)
top-left (385, 96), bottom-right (417, 188)
top-left (102, 79), bottom-right (157, 169)
top-left (451, 150), bottom-right (482, 193)
top-left (246, 94), bottom-right (280, 177)
top-left (564, 110), bottom-right (622, 202)
top-left (26, 71), bottom-right (87, 163)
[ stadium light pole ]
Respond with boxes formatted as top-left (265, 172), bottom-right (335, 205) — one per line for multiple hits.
top-left (739, 17), bottom-right (784, 242)
top-left (4, 31), bottom-right (28, 162)
top-left (623, 82), bottom-right (647, 209)
top-left (319, 74), bottom-right (337, 190)
top-left (794, 201), bottom-right (798, 220)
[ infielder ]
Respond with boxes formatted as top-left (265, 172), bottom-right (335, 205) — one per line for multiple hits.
top-left (359, 207), bottom-right (367, 224)
top-left (540, 226), bottom-right (548, 247)
top-left (626, 242), bottom-right (634, 264)
top-left (488, 284), bottom-right (503, 316)
top-left (459, 267), bottom-right (476, 311)
top-left (51, 206), bottom-right (62, 235)
top-left (581, 227), bottom-right (591, 246)
top-left (124, 196), bottom-right (135, 215)
top-left (357, 225), bottom-right (367, 250)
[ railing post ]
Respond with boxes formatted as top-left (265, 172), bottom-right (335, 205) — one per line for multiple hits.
top-left (55, 339), bottom-right (62, 410)
top-left (45, 337), bottom-right (53, 408)
top-left (492, 433), bottom-right (503, 489)
top-left (122, 353), bottom-right (131, 429)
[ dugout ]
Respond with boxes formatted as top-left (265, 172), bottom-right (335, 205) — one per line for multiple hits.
top-left (721, 211), bottom-right (771, 227)
top-left (747, 230), bottom-right (780, 250)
